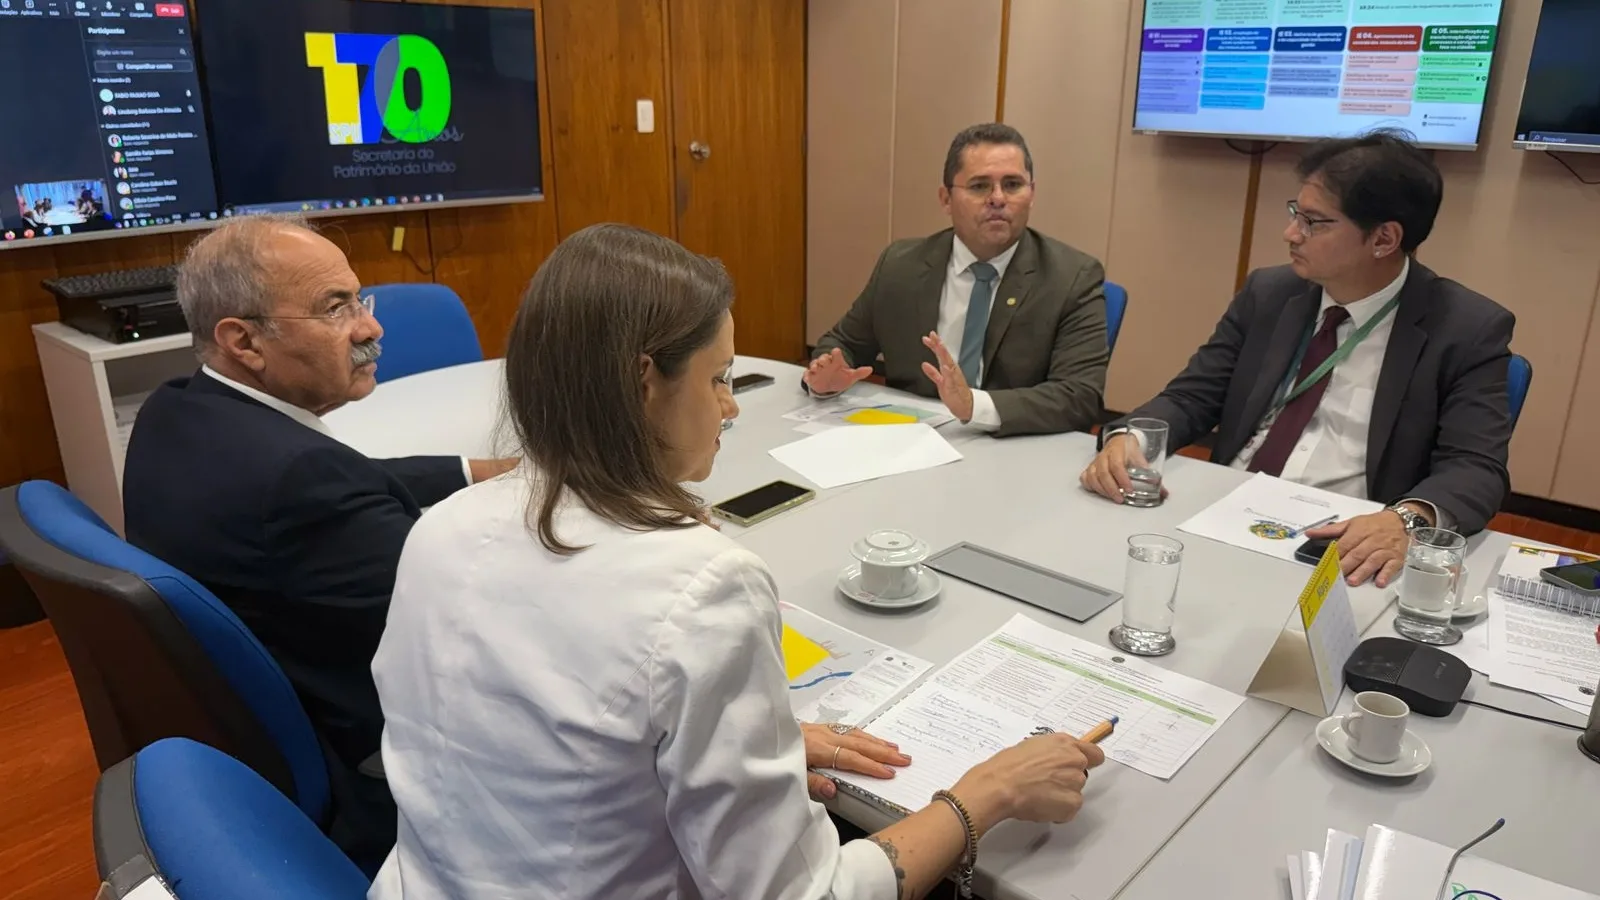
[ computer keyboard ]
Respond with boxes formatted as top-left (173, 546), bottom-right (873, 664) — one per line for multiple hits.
top-left (43, 265), bottom-right (179, 302)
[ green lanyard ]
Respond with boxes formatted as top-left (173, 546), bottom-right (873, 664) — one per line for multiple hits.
top-left (1273, 295), bottom-right (1400, 412)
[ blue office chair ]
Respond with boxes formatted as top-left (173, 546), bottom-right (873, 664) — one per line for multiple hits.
top-left (1104, 281), bottom-right (1128, 356)
top-left (94, 738), bottom-right (368, 900)
top-left (1508, 353), bottom-right (1532, 431)
top-left (0, 482), bottom-right (330, 825)
top-left (369, 283), bottom-right (483, 383)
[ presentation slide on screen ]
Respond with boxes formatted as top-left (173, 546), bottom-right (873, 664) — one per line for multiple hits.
top-left (1134, 0), bottom-right (1504, 146)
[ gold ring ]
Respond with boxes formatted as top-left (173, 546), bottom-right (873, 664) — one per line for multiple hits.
top-left (832, 746), bottom-right (842, 769)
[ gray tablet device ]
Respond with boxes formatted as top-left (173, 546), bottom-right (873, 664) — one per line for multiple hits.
top-left (924, 542), bottom-right (1121, 622)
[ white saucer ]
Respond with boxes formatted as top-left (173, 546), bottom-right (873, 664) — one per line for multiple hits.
top-left (1315, 715), bottom-right (1432, 778)
top-left (1453, 593), bottom-right (1489, 620)
top-left (838, 563), bottom-right (941, 609)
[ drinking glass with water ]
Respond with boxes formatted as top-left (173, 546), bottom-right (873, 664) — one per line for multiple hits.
top-left (1393, 527), bottom-right (1468, 646)
top-left (1122, 418), bottom-right (1169, 508)
top-left (1109, 534), bottom-right (1183, 656)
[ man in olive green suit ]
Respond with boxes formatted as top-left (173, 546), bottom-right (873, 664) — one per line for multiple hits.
top-left (806, 123), bottom-right (1110, 437)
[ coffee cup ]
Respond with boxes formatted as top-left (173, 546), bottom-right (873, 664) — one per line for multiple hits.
top-left (851, 530), bottom-right (929, 601)
top-left (1345, 691), bottom-right (1409, 763)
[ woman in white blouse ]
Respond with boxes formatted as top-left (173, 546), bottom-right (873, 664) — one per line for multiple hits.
top-left (369, 224), bottom-right (1104, 900)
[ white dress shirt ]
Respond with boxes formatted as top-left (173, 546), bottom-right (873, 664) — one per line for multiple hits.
top-left (1229, 259), bottom-right (1408, 495)
top-left (937, 236), bottom-right (1018, 431)
top-left (368, 472), bottom-right (897, 900)
top-left (200, 366), bottom-right (473, 485)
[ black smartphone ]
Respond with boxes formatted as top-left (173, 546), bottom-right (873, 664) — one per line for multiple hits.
top-left (731, 373), bottom-right (775, 394)
top-left (1540, 560), bottom-right (1600, 595)
top-left (1294, 538), bottom-right (1334, 565)
top-left (711, 480), bottom-right (815, 527)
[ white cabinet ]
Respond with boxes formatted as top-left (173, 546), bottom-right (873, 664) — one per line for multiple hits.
top-left (32, 323), bottom-right (197, 534)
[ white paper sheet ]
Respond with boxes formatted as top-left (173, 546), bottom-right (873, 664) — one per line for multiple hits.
top-left (1178, 473), bottom-right (1384, 564)
top-left (1438, 620), bottom-right (1492, 675)
top-left (780, 603), bottom-right (933, 727)
top-left (1486, 589), bottom-right (1600, 708)
top-left (1354, 824), bottom-right (1598, 900)
top-left (828, 614), bottom-right (1246, 811)
top-left (768, 423), bottom-right (962, 489)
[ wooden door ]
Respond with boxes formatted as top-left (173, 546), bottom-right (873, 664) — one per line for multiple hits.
top-left (667, 0), bottom-right (807, 363)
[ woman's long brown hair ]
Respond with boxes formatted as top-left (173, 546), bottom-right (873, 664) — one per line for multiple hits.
top-left (504, 223), bottom-right (733, 554)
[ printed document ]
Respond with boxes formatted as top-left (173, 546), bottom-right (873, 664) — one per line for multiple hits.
top-left (769, 423), bottom-right (962, 489)
top-left (1178, 473), bottom-right (1382, 564)
top-left (1486, 590), bottom-right (1600, 709)
top-left (780, 603), bottom-right (932, 727)
top-left (830, 614), bottom-right (1245, 811)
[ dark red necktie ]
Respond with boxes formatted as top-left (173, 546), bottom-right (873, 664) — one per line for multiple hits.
top-left (1248, 306), bottom-right (1350, 477)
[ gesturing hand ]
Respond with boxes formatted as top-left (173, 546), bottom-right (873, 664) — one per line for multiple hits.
top-left (803, 349), bottom-right (873, 396)
top-left (800, 723), bottom-right (911, 800)
top-left (1304, 509), bottom-right (1411, 587)
top-left (920, 332), bottom-right (975, 423)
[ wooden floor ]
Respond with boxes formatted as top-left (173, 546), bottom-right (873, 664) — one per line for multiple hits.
top-left (0, 472), bottom-right (1592, 894)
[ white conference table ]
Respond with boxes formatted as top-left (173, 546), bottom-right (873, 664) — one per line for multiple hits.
top-left (325, 357), bottom-right (1598, 900)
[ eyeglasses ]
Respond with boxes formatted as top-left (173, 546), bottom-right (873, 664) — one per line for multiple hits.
top-left (1286, 200), bottom-right (1339, 239)
top-left (247, 294), bottom-right (376, 325)
top-left (953, 177), bottom-right (1034, 200)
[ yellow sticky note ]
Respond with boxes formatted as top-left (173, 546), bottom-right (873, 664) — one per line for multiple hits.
top-left (781, 624), bottom-right (830, 680)
top-left (844, 409), bottom-right (918, 426)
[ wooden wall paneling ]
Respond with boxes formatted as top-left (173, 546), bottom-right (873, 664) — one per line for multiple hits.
top-left (667, 0), bottom-right (808, 363)
top-left (0, 246), bottom-right (70, 487)
top-left (318, 212), bottom-right (436, 289)
top-left (542, 0), bottom-right (676, 239)
top-left (415, 0), bottom-right (560, 359)
top-left (1002, 0), bottom-right (1132, 264)
top-left (804, 0), bottom-right (897, 341)
top-left (888, 0), bottom-right (1003, 241)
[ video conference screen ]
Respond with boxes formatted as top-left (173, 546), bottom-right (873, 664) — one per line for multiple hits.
top-left (0, 0), bottom-right (220, 247)
top-left (1132, 0), bottom-right (1505, 149)
top-left (0, 0), bottom-right (542, 251)
top-left (1512, 0), bottom-right (1600, 153)
top-left (196, 0), bottom-right (543, 216)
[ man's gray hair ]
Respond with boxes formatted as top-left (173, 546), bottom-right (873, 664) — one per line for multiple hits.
top-left (177, 214), bottom-right (316, 358)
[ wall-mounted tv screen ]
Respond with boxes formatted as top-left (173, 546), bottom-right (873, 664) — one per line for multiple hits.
top-left (0, 0), bottom-right (543, 252)
top-left (1512, 0), bottom-right (1600, 153)
top-left (195, 0), bottom-right (544, 216)
top-left (1132, 0), bottom-right (1505, 150)
top-left (0, 0), bottom-right (221, 250)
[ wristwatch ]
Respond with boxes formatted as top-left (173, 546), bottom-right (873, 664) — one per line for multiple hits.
top-left (1388, 504), bottom-right (1429, 534)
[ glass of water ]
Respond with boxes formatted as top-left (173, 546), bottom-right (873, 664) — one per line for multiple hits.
top-left (1393, 527), bottom-right (1467, 646)
top-left (1122, 418), bottom-right (1169, 508)
top-left (1109, 534), bottom-right (1183, 656)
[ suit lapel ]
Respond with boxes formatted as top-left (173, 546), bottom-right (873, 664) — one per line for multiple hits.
top-left (1232, 284), bottom-right (1321, 452)
top-left (982, 232), bottom-right (1036, 373)
top-left (914, 232), bottom-right (954, 337)
top-left (1366, 263), bottom-right (1432, 487)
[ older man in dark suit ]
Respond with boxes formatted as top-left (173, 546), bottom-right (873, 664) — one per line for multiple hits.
top-left (1083, 129), bottom-right (1514, 588)
top-left (806, 123), bottom-right (1110, 437)
top-left (123, 215), bottom-right (513, 867)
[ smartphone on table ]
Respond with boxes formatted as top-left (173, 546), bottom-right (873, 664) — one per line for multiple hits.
top-left (1539, 559), bottom-right (1600, 595)
top-left (711, 480), bottom-right (815, 527)
top-left (1294, 538), bottom-right (1334, 565)
top-left (731, 373), bottom-right (775, 394)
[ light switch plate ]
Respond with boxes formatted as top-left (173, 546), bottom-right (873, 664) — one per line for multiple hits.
top-left (636, 99), bottom-right (655, 134)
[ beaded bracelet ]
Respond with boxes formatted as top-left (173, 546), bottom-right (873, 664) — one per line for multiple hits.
top-left (932, 789), bottom-right (978, 898)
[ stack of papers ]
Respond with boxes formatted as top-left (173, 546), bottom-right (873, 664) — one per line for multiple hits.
top-left (829, 614), bottom-right (1245, 812)
top-left (1289, 825), bottom-right (1597, 900)
top-left (1438, 543), bottom-right (1600, 718)
top-left (783, 394), bottom-right (955, 435)
top-left (769, 423), bottom-right (962, 489)
top-left (779, 603), bottom-right (932, 728)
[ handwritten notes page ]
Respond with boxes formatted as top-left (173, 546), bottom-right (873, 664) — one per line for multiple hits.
top-left (830, 614), bottom-right (1246, 812)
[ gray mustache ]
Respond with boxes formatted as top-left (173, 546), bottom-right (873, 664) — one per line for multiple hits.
top-left (351, 341), bottom-right (382, 366)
